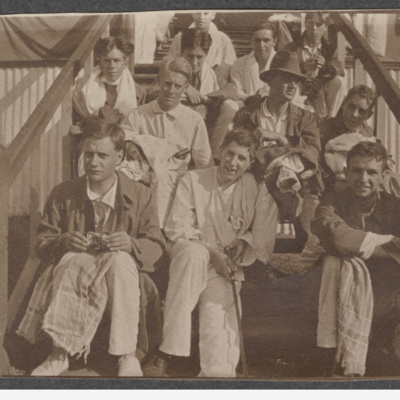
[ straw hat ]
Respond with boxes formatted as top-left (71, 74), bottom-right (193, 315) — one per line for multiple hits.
top-left (260, 50), bottom-right (307, 83)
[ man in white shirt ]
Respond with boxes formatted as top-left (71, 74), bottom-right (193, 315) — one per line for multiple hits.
top-left (230, 20), bottom-right (278, 102)
top-left (209, 20), bottom-right (278, 161)
top-left (142, 128), bottom-right (271, 378)
top-left (122, 57), bottom-right (214, 228)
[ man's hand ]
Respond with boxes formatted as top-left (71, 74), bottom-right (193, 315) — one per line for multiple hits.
top-left (224, 239), bottom-right (245, 264)
top-left (315, 54), bottom-right (325, 69)
top-left (303, 59), bottom-right (319, 73)
top-left (64, 232), bottom-right (88, 252)
top-left (185, 85), bottom-right (204, 106)
top-left (254, 127), bottom-right (288, 147)
top-left (209, 247), bottom-right (237, 281)
top-left (108, 232), bottom-right (133, 253)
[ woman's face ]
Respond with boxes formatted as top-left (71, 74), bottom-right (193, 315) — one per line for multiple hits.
top-left (183, 47), bottom-right (207, 76)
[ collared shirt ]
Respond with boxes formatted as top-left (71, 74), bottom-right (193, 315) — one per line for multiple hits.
top-left (230, 50), bottom-right (276, 100)
top-left (122, 100), bottom-right (213, 170)
top-left (257, 99), bottom-right (289, 136)
top-left (301, 38), bottom-right (322, 62)
top-left (86, 174), bottom-right (118, 233)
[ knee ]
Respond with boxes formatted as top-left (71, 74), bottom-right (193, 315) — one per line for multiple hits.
top-left (107, 251), bottom-right (138, 279)
top-left (220, 99), bottom-right (239, 114)
top-left (169, 240), bottom-right (210, 269)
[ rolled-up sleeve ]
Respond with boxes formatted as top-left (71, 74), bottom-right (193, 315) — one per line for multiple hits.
top-left (191, 118), bottom-right (214, 169)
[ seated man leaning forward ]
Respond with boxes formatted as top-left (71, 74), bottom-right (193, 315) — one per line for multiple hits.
top-left (17, 117), bottom-right (165, 377)
top-left (143, 129), bottom-right (270, 377)
top-left (122, 57), bottom-right (214, 229)
top-left (309, 141), bottom-right (400, 377)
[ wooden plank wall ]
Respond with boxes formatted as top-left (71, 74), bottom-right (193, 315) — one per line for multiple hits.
top-left (0, 64), bottom-right (73, 216)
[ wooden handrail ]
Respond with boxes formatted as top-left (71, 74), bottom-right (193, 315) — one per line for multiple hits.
top-left (7, 14), bottom-right (113, 185)
top-left (331, 13), bottom-right (400, 126)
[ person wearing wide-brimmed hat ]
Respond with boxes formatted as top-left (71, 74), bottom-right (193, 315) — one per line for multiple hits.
top-left (234, 49), bottom-right (322, 246)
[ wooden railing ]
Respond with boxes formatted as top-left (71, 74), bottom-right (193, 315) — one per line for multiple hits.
top-left (0, 14), bottom-right (113, 374)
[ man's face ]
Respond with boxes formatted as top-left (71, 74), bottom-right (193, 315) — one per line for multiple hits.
top-left (342, 95), bottom-right (373, 132)
top-left (218, 141), bottom-right (252, 186)
top-left (305, 15), bottom-right (326, 46)
top-left (158, 69), bottom-right (188, 111)
top-left (183, 47), bottom-right (207, 76)
top-left (83, 136), bottom-right (123, 185)
top-left (99, 48), bottom-right (127, 83)
top-left (192, 12), bottom-right (215, 32)
top-left (268, 72), bottom-right (300, 104)
top-left (345, 156), bottom-right (383, 199)
top-left (252, 29), bottom-right (277, 62)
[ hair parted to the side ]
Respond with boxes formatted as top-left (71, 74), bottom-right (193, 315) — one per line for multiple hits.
top-left (220, 128), bottom-right (258, 160)
top-left (181, 28), bottom-right (213, 55)
top-left (159, 56), bottom-right (192, 81)
top-left (94, 36), bottom-right (134, 58)
top-left (346, 141), bottom-right (388, 171)
top-left (82, 115), bottom-right (126, 152)
top-left (252, 19), bottom-right (278, 40)
top-left (343, 85), bottom-right (377, 109)
top-left (304, 12), bottom-right (327, 24)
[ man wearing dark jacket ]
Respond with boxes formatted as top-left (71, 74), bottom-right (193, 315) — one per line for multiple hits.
top-left (17, 116), bottom-right (165, 377)
top-left (233, 50), bottom-right (321, 239)
top-left (285, 12), bottom-right (345, 121)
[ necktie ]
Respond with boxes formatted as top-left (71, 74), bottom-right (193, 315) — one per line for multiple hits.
top-left (105, 83), bottom-right (118, 109)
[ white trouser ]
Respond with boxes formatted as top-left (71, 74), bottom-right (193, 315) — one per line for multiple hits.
top-left (317, 255), bottom-right (341, 348)
top-left (105, 252), bottom-right (141, 360)
top-left (324, 76), bottom-right (346, 119)
top-left (210, 100), bottom-right (241, 160)
top-left (160, 240), bottom-right (241, 377)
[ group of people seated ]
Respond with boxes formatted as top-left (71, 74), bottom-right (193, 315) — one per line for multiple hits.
top-left (15, 12), bottom-right (400, 379)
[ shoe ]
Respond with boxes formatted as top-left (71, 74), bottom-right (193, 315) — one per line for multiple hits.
top-left (142, 354), bottom-right (169, 377)
top-left (31, 348), bottom-right (69, 376)
top-left (118, 353), bottom-right (143, 377)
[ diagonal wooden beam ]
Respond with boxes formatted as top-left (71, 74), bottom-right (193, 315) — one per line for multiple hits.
top-left (7, 14), bottom-right (113, 185)
top-left (331, 13), bottom-right (400, 126)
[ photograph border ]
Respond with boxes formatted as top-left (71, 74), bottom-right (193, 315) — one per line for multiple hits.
top-left (1, 0), bottom-right (400, 390)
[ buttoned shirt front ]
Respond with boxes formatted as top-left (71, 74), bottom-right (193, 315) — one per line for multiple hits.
top-left (86, 174), bottom-right (118, 233)
top-left (257, 99), bottom-right (289, 136)
top-left (122, 100), bottom-right (213, 171)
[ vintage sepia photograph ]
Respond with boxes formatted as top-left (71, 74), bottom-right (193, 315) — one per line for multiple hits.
top-left (1, 8), bottom-right (400, 387)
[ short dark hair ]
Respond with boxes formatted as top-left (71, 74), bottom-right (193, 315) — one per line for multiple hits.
top-left (94, 36), bottom-right (134, 58)
top-left (343, 85), bottom-right (377, 109)
top-left (221, 128), bottom-right (258, 160)
top-left (252, 19), bottom-right (278, 40)
top-left (346, 141), bottom-right (388, 170)
top-left (304, 12), bottom-right (327, 24)
top-left (82, 116), bottom-right (126, 152)
top-left (181, 28), bottom-right (213, 55)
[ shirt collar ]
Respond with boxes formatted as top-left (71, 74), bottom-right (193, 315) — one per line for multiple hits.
top-left (86, 174), bottom-right (118, 209)
top-left (302, 37), bottom-right (322, 52)
top-left (151, 99), bottom-right (183, 118)
top-left (100, 72), bottom-right (124, 87)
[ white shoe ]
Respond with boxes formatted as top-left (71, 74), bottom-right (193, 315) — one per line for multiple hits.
top-left (118, 353), bottom-right (143, 377)
top-left (31, 348), bottom-right (69, 376)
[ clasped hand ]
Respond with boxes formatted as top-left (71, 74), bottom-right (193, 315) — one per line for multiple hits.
top-left (64, 231), bottom-right (132, 253)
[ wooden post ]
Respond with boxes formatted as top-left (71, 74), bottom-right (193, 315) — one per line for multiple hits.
top-left (0, 145), bottom-right (10, 374)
